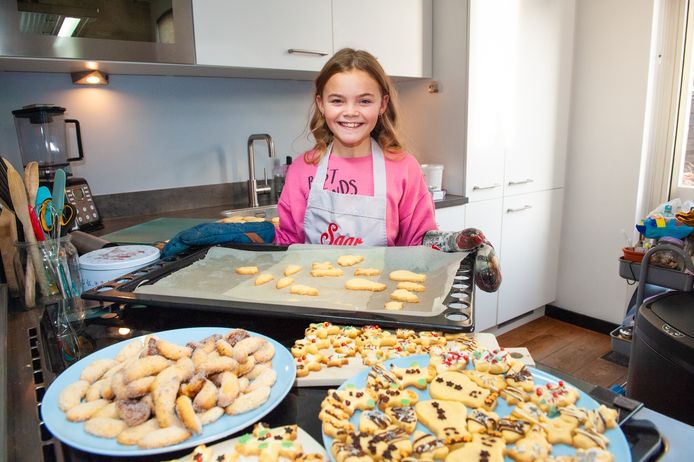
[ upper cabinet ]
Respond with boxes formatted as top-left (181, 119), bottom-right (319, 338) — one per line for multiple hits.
top-left (193, 0), bottom-right (332, 71)
top-left (333, 0), bottom-right (432, 78)
top-left (192, 0), bottom-right (432, 78)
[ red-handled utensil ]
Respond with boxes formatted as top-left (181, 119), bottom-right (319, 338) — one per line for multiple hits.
top-left (28, 205), bottom-right (45, 241)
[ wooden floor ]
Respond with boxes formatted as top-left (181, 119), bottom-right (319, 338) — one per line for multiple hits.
top-left (497, 316), bottom-right (628, 388)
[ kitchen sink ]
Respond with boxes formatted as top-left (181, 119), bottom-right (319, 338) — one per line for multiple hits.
top-left (220, 204), bottom-right (278, 220)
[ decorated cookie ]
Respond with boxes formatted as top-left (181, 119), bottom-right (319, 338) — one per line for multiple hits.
top-left (584, 404), bottom-right (619, 433)
top-left (384, 406), bottom-right (417, 433)
top-left (498, 417), bottom-right (532, 444)
top-left (374, 387), bottom-right (419, 411)
top-left (328, 386), bottom-right (377, 414)
top-left (358, 409), bottom-right (392, 434)
top-left (390, 362), bottom-right (435, 389)
top-left (446, 433), bottom-right (505, 462)
top-left (331, 440), bottom-right (372, 462)
top-left (500, 386), bottom-right (531, 405)
top-left (411, 430), bottom-right (448, 460)
top-left (573, 427), bottom-right (610, 450)
top-left (466, 408), bottom-right (499, 434)
top-left (429, 370), bottom-right (498, 410)
top-left (306, 322), bottom-right (341, 339)
top-left (350, 427), bottom-right (413, 461)
top-left (511, 401), bottom-right (548, 425)
top-left (505, 362), bottom-right (535, 391)
top-left (463, 369), bottom-right (508, 392)
top-left (575, 448), bottom-right (615, 462)
top-left (471, 348), bottom-right (515, 374)
top-left (540, 417), bottom-right (575, 445)
top-left (507, 426), bottom-right (552, 462)
top-left (294, 352), bottom-right (324, 378)
top-left (415, 399), bottom-right (469, 445)
top-left (428, 346), bottom-right (469, 373)
top-left (367, 364), bottom-right (401, 390)
top-left (530, 380), bottom-right (579, 412)
top-left (558, 404), bottom-right (589, 427)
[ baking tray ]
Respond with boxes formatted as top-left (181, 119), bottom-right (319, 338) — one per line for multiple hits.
top-left (82, 244), bottom-right (476, 332)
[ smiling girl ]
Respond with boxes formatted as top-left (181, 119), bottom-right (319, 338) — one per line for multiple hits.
top-left (275, 48), bottom-right (437, 247)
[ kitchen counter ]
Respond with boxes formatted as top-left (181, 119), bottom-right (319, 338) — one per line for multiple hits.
top-left (93, 194), bottom-right (468, 240)
top-left (4, 293), bottom-right (693, 461)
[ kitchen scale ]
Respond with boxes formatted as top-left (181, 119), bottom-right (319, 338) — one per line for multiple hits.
top-left (12, 104), bottom-right (103, 232)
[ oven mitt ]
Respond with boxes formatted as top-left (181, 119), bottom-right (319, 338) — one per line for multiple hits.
top-left (423, 228), bottom-right (502, 293)
top-left (161, 221), bottom-right (276, 258)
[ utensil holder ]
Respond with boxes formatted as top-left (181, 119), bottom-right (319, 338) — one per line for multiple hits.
top-left (13, 235), bottom-right (82, 309)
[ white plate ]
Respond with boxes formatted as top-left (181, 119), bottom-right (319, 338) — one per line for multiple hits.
top-left (322, 355), bottom-right (631, 462)
top-left (169, 427), bottom-right (327, 461)
top-left (42, 327), bottom-right (296, 457)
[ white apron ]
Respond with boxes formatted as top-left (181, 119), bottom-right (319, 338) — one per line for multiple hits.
top-left (303, 139), bottom-right (387, 246)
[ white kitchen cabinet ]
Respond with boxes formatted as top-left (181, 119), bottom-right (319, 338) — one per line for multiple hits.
top-left (503, 0), bottom-right (572, 196)
top-left (332, 0), bottom-right (432, 78)
top-left (434, 205), bottom-right (465, 231)
top-left (497, 188), bottom-right (564, 324)
top-left (193, 0), bottom-right (332, 71)
top-left (464, 198), bottom-right (503, 331)
top-left (465, 0), bottom-right (512, 203)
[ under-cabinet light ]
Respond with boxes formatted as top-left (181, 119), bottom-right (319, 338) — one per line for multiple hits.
top-left (71, 70), bottom-right (109, 85)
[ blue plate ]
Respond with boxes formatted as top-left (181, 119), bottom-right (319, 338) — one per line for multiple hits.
top-left (42, 327), bottom-right (296, 457)
top-left (322, 355), bottom-right (631, 462)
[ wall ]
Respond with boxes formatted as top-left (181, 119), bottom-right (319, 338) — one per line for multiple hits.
top-left (555, 0), bottom-right (655, 323)
top-left (398, 0), bottom-right (468, 197)
top-left (0, 72), bottom-right (315, 195)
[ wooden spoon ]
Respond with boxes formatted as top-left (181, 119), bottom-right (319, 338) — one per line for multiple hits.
top-left (23, 162), bottom-right (40, 305)
top-left (6, 161), bottom-right (50, 304)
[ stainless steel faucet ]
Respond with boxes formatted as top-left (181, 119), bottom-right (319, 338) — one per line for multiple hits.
top-left (247, 134), bottom-right (276, 208)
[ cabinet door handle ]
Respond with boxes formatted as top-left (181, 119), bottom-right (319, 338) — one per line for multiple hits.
top-left (508, 178), bottom-right (534, 186)
top-left (471, 183), bottom-right (501, 191)
top-left (506, 205), bottom-right (532, 213)
top-left (287, 49), bottom-right (329, 56)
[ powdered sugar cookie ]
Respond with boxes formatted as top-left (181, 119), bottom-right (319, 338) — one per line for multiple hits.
top-left (354, 268), bottom-right (381, 277)
top-left (254, 273), bottom-right (274, 285)
top-left (275, 276), bottom-right (294, 289)
top-left (284, 264), bottom-right (302, 276)
top-left (337, 255), bottom-right (364, 267)
top-left (396, 281), bottom-right (426, 292)
top-left (345, 278), bottom-right (386, 292)
top-left (290, 284), bottom-right (319, 296)
top-left (384, 301), bottom-right (404, 310)
top-left (389, 289), bottom-right (419, 303)
top-left (507, 426), bottom-right (552, 462)
top-left (389, 270), bottom-right (426, 283)
top-left (310, 267), bottom-right (344, 277)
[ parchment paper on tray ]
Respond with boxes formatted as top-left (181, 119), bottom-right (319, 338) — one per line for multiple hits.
top-left (136, 244), bottom-right (468, 317)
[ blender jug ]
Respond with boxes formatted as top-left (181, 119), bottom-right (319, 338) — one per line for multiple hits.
top-left (12, 104), bottom-right (83, 180)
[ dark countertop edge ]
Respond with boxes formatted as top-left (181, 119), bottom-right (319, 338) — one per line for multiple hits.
top-left (95, 195), bottom-right (469, 238)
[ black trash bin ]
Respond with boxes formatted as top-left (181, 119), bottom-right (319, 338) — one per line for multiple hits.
top-left (626, 291), bottom-right (694, 425)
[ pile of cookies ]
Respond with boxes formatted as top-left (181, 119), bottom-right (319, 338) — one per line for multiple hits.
top-left (172, 423), bottom-right (324, 462)
top-left (235, 255), bottom-right (429, 310)
top-left (319, 350), bottom-right (619, 461)
top-left (291, 323), bottom-right (480, 377)
top-left (57, 329), bottom-right (277, 449)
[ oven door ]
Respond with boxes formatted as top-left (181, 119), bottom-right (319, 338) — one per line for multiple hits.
top-left (0, 0), bottom-right (194, 64)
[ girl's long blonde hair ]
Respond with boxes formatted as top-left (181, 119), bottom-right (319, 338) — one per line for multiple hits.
top-left (305, 48), bottom-right (405, 164)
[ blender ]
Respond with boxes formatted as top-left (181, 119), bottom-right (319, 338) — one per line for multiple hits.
top-left (12, 104), bottom-right (102, 231)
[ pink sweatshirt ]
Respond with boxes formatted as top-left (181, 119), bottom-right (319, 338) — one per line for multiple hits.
top-left (275, 150), bottom-right (437, 246)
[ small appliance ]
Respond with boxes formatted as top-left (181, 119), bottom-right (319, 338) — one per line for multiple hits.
top-left (12, 104), bottom-right (103, 231)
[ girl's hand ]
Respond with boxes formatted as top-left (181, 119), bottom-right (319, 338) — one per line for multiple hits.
top-left (422, 228), bottom-right (502, 293)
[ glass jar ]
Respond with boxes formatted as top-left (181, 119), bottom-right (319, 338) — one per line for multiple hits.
top-left (13, 235), bottom-right (82, 310)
